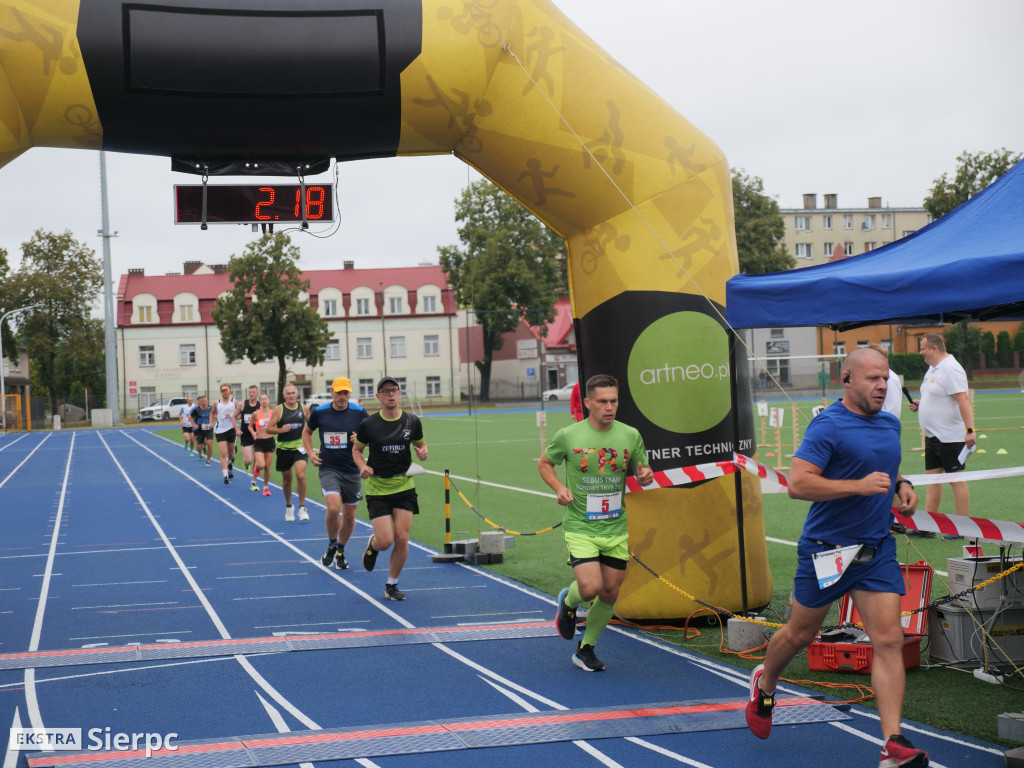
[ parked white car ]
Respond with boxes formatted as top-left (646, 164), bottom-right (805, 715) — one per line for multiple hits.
top-left (542, 383), bottom-right (575, 402)
top-left (139, 397), bottom-right (190, 421)
top-left (306, 392), bottom-right (360, 410)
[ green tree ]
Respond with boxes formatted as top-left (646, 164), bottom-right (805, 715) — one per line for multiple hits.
top-left (0, 246), bottom-right (17, 359)
top-left (1013, 324), bottom-right (1024, 358)
top-left (731, 169), bottom-right (795, 274)
top-left (211, 233), bottom-right (331, 400)
top-left (11, 230), bottom-right (102, 414)
top-left (945, 324), bottom-right (983, 376)
top-left (54, 317), bottom-right (106, 410)
top-left (438, 180), bottom-right (564, 401)
top-left (996, 330), bottom-right (1013, 367)
top-left (924, 149), bottom-right (1021, 219)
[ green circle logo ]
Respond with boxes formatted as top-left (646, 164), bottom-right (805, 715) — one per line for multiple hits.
top-left (627, 311), bottom-right (731, 433)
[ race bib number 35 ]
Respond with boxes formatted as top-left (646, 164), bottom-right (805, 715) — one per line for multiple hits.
top-left (323, 432), bottom-right (347, 449)
top-left (586, 491), bottom-right (622, 520)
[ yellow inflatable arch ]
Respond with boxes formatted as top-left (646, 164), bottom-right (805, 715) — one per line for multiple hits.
top-left (0, 0), bottom-right (772, 618)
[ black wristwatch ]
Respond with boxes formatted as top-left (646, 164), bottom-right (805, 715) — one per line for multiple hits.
top-left (966, 428), bottom-right (975, 434)
top-left (895, 478), bottom-right (913, 493)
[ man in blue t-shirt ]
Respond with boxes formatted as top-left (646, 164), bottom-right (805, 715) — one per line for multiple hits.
top-left (303, 376), bottom-right (368, 570)
top-left (745, 347), bottom-right (929, 768)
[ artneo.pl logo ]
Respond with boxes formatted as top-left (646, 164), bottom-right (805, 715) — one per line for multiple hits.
top-left (9, 728), bottom-right (179, 757)
top-left (627, 311), bottom-right (731, 434)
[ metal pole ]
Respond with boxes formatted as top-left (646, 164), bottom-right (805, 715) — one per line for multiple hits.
top-left (99, 151), bottom-right (122, 424)
top-left (728, 332), bottom-right (750, 615)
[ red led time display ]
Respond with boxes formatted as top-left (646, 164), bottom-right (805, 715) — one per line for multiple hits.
top-left (174, 184), bottom-right (334, 225)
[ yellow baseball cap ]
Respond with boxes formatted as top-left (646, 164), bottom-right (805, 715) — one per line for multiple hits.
top-left (331, 376), bottom-right (353, 393)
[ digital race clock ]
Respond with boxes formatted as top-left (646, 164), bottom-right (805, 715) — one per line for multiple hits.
top-left (174, 184), bottom-right (334, 225)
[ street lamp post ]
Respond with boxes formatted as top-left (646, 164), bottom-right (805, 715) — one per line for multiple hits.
top-left (0, 303), bottom-right (43, 431)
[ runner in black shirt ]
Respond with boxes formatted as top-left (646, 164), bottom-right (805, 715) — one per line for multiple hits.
top-left (352, 376), bottom-right (427, 601)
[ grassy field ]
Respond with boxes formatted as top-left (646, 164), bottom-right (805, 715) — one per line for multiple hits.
top-left (156, 391), bottom-right (1024, 746)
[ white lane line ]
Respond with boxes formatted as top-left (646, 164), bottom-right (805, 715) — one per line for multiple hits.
top-left (232, 594), bottom-right (334, 601)
top-left (0, 432), bottom-right (30, 452)
top-left (97, 431), bottom-right (322, 732)
top-left (215, 573), bottom-right (308, 579)
top-left (68, 631), bottom-right (193, 641)
top-left (72, 580), bottom-right (169, 587)
top-left (0, 432), bottom-right (50, 489)
top-left (72, 602), bottom-right (178, 610)
top-left (254, 693), bottom-right (317, 768)
top-left (3, 708), bottom-right (24, 768)
top-left (23, 432), bottom-right (73, 731)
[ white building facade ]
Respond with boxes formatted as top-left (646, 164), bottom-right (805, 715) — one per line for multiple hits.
top-left (116, 261), bottom-right (461, 415)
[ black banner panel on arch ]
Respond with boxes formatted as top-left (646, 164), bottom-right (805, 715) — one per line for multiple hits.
top-left (76, 0), bottom-right (422, 164)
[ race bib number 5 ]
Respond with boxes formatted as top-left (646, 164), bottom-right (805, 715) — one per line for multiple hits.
top-left (586, 491), bottom-right (622, 520)
top-left (323, 432), bottom-right (347, 449)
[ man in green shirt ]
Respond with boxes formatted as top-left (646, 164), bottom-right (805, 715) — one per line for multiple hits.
top-left (539, 374), bottom-right (654, 671)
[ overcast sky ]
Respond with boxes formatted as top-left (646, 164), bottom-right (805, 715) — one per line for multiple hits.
top-left (1, 0), bottom-right (1021, 286)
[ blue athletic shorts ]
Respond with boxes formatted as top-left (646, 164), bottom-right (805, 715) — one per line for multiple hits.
top-left (793, 534), bottom-right (906, 609)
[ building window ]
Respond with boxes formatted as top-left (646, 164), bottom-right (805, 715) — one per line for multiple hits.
top-left (794, 215), bottom-right (811, 231)
top-left (260, 382), bottom-right (276, 401)
top-left (138, 345), bottom-right (155, 367)
top-left (355, 297), bottom-right (371, 316)
top-left (864, 242), bottom-right (876, 252)
top-left (842, 214), bottom-right (853, 229)
top-left (795, 243), bottom-right (813, 259)
top-left (389, 335), bottom-right (406, 358)
top-left (388, 296), bottom-right (403, 314)
top-left (359, 378), bottom-right (374, 399)
top-left (138, 305), bottom-right (153, 323)
top-left (862, 214), bottom-right (875, 230)
top-left (770, 328), bottom-right (784, 338)
top-left (822, 242), bottom-right (834, 258)
top-left (422, 295), bottom-right (437, 313)
top-left (881, 214), bottom-right (891, 229)
top-left (395, 377), bottom-right (407, 392)
top-left (325, 339), bottom-right (340, 360)
top-left (179, 304), bottom-right (193, 322)
top-left (834, 342), bottom-right (846, 356)
top-left (844, 241), bottom-right (854, 255)
top-left (902, 230), bottom-right (916, 238)
top-left (423, 334), bottom-right (440, 356)
top-left (182, 384), bottom-right (198, 399)
top-left (356, 337), bottom-right (373, 359)
top-left (139, 386), bottom-right (156, 408)
top-left (821, 215), bottom-right (832, 230)
top-left (322, 298), bottom-right (338, 317)
top-left (180, 344), bottom-right (196, 366)
top-left (426, 376), bottom-right (441, 396)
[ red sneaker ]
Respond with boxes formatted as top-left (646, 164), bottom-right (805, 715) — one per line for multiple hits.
top-left (879, 734), bottom-right (929, 767)
top-left (744, 664), bottom-right (775, 739)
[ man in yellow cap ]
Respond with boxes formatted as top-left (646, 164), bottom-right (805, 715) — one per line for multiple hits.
top-left (303, 376), bottom-right (368, 569)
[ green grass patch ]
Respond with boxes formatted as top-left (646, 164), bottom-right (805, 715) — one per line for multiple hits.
top-left (156, 393), bottom-right (1024, 745)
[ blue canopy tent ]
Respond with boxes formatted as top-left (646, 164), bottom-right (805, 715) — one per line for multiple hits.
top-left (725, 159), bottom-right (1024, 330)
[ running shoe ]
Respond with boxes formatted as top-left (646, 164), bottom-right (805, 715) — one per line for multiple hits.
top-left (555, 588), bottom-right (577, 639)
top-left (362, 536), bottom-right (378, 571)
top-left (189, 450), bottom-right (194, 458)
top-left (384, 583), bottom-right (406, 601)
top-left (879, 734), bottom-right (929, 767)
top-left (335, 549), bottom-right (349, 570)
top-left (745, 664), bottom-right (775, 739)
top-left (321, 545), bottom-right (338, 567)
top-left (205, 459), bottom-right (211, 465)
top-left (285, 506), bottom-right (295, 522)
top-left (223, 476), bottom-right (230, 485)
top-left (572, 642), bottom-right (604, 672)
top-left (297, 506), bottom-right (309, 522)
top-left (250, 482), bottom-right (258, 492)
top-left (228, 462), bottom-right (234, 479)
top-left (263, 487), bottom-right (272, 497)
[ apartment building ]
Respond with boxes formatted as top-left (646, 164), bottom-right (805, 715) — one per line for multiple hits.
top-left (116, 260), bottom-right (460, 414)
top-left (781, 193), bottom-right (931, 267)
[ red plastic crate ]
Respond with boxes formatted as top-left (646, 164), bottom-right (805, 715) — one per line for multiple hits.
top-left (807, 560), bottom-right (932, 674)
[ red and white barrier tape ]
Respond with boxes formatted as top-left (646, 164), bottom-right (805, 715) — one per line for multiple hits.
top-left (893, 509), bottom-right (1024, 545)
top-left (625, 452), bottom-right (787, 492)
top-left (622, 452), bottom-right (1024, 544)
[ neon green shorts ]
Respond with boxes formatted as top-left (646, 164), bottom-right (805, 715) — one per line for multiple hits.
top-left (563, 531), bottom-right (629, 568)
